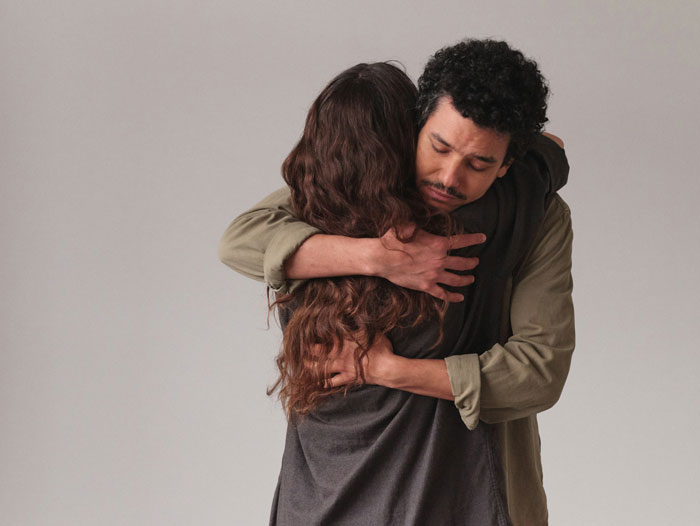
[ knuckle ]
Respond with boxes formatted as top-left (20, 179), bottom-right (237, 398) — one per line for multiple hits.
top-left (431, 259), bottom-right (444, 270)
top-left (431, 237), bottom-right (448, 251)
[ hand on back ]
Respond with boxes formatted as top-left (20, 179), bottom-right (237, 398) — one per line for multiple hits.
top-left (374, 225), bottom-right (485, 302)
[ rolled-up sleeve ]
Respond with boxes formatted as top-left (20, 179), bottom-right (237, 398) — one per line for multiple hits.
top-left (445, 194), bottom-right (575, 429)
top-left (218, 187), bottom-right (320, 293)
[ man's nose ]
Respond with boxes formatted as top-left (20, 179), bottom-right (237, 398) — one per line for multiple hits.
top-left (438, 158), bottom-right (462, 189)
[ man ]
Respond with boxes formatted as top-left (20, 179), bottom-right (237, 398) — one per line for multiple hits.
top-left (220, 39), bottom-right (574, 525)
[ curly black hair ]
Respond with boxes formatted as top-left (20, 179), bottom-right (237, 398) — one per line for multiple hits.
top-left (416, 39), bottom-right (549, 161)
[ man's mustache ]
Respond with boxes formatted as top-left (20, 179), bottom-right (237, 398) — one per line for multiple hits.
top-left (420, 181), bottom-right (467, 201)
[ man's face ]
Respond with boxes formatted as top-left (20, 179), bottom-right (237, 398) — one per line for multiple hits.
top-left (416, 97), bottom-right (512, 213)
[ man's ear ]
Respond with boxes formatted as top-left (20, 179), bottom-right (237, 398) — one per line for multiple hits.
top-left (496, 158), bottom-right (513, 178)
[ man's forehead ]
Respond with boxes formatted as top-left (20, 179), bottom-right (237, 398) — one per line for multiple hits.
top-left (424, 97), bottom-right (510, 159)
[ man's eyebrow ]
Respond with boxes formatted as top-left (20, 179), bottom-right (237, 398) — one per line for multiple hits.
top-left (430, 132), bottom-right (497, 163)
top-left (431, 132), bottom-right (452, 149)
top-left (473, 154), bottom-right (497, 164)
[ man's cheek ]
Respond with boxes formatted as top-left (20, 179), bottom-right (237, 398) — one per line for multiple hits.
top-left (416, 159), bottom-right (438, 182)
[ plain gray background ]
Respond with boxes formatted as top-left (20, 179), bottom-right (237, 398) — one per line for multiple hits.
top-left (2, 1), bottom-right (699, 524)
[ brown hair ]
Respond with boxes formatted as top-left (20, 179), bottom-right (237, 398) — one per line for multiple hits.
top-left (269, 63), bottom-right (451, 418)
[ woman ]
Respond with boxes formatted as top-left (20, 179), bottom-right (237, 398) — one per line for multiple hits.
top-left (267, 62), bottom-right (563, 525)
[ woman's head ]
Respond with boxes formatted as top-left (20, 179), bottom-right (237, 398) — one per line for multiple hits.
top-left (271, 63), bottom-right (450, 418)
top-left (282, 62), bottom-right (431, 237)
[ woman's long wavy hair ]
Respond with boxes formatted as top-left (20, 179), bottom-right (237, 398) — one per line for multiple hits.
top-left (269, 62), bottom-right (452, 418)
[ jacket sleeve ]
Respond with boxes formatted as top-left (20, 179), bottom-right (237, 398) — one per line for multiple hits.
top-left (445, 195), bottom-right (575, 430)
top-left (218, 187), bottom-right (320, 293)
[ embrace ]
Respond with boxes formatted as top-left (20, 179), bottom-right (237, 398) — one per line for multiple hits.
top-left (219, 39), bottom-right (574, 526)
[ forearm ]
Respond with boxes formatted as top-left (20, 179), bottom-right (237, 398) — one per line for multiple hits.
top-left (284, 234), bottom-right (379, 279)
top-left (378, 355), bottom-right (454, 401)
top-left (218, 187), bottom-right (389, 287)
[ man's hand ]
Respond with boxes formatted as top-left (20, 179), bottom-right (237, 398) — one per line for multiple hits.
top-left (280, 220), bottom-right (483, 302)
top-left (322, 333), bottom-right (455, 401)
top-left (324, 334), bottom-right (397, 388)
top-left (371, 226), bottom-right (485, 303)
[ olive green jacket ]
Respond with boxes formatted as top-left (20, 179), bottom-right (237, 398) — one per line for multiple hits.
top-left (218, 187), bottom-right (575, 526)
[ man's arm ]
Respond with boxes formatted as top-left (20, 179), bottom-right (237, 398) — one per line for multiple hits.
top-left (219, 188), bottom-right (483, 300)
top-left (326, 195), bottom-right (574, 431)
top-left (446, 194), bottom-right (574, 429)
top-left (218, 187), bottom-right (321, 293)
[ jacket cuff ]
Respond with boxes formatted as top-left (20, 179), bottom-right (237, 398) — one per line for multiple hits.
top-left (444, 354), bottom-right (482, 431)
top-left (263, 223), bottom-right (321, 293)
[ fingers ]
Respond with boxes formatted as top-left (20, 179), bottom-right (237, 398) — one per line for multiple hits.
top-left (307, 359), bottom-right (357, 389)
top-left (426, 285), bottom-right (464, 303)
top-left (308, 345), bottom-right (355, 376)
top-left (448, 233), bottom-right (486, 250)
top-left (327, 373), bottom-right (354, 388)
top-left (437, 271), bottom-right (475, 288)
top-left (304, 340), bottom-right (366, 389)
top-left (444, 256), bottom-right (479, 272)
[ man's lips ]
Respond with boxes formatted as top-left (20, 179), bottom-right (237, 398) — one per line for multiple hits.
top-left (423, 185), bottom-right (459, 203)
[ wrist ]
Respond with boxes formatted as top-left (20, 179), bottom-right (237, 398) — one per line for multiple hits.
top-left (360, 237), bottom-right (385, 277)
top-left (371, 353), bottom-right (408, 389)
